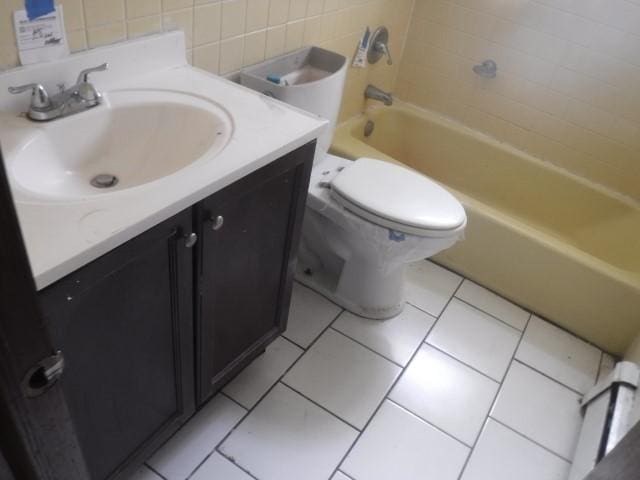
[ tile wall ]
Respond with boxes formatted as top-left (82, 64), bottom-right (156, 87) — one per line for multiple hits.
top-left (0, 0), bottom-right (414, 120)
top-left (396, 0), bottom-right (640, 201)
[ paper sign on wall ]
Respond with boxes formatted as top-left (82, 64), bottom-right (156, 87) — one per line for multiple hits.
top-left (13, 5), bottom-right (69, 65)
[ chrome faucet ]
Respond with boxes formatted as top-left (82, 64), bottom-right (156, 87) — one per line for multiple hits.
top-left (365, 84), bottom-right (393, 106)
top-left (9, 63), bottom-right (108, 121)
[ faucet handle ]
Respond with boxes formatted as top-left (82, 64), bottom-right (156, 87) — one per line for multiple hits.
top-left (76, 62), bottom-right (108, 84)
top-left (377, 42), bottom-right (393, 66)
top-left (8, 83), bottom-right (51, 109)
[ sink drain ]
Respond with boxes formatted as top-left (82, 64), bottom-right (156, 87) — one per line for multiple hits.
top-left (90, 174), bottom-right (119, 189)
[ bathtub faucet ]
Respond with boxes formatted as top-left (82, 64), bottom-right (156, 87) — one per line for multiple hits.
top-left (365, 84), bottom-right (393, 106)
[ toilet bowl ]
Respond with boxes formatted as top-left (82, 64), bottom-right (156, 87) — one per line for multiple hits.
top-left (240, 46), bottom-right (466, 319)
top-left (296, 153), bottom-right (466, 318)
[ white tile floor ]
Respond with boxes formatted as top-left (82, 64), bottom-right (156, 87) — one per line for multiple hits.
top-left (134, 260), bottom-right (614, 480)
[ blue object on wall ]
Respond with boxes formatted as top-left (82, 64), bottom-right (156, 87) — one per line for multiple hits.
top-left (25, 0), bottom-right (55, 21)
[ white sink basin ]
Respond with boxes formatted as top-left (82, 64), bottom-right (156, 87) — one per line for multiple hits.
top-left (7, 90), bottom-right (232, 201)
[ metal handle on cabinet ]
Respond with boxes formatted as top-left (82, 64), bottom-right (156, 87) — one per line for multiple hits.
top-left (210, 215), bottom-right (224, 231)
top-left (184, 232), bottom-right (198, 248)
top-left (21, 351), bottom-right (65, 397)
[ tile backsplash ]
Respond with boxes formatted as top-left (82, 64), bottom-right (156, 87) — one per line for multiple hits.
top-left (396, 0), bottom-right (640, 201)
top-left (0, 0), bottom-right (414, 121)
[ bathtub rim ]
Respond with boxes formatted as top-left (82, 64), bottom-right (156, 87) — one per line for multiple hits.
top-left (331, 101), bottom-right (640, 290)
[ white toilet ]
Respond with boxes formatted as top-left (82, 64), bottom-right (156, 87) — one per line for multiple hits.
top-left (241, 47), bottom-right (466, 319)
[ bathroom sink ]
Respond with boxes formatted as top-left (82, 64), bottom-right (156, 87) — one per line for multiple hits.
top-left (7, 90), bottom-right (232, 201)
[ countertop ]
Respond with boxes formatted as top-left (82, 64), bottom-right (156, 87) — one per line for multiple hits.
top-left (0, 32), bottom-right (327, 289)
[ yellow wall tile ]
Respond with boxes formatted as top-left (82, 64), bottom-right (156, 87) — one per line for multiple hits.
top-left (219, 36), bottom-right (244, 73)
top-left (268, 0), bottom-right (289, 26)
top-left (58, 0), bottom-right (85, 31)
top-left (87, 23), bottom-right (127, 48)
top-left (162, 0), bottom-right (193, 12)
top-left (193, 41), bottom-right (220, 73)
top-left (163, 8), bottom-right (193, 47)
top-left (84, 0), bottom-right (125, 27)
top-left (126, 0), bottom-right (161, 19)
top-left (221, 0), bottom-right (246, 39)
top-left (284, 20), bottom-right (304, 53)
top-left (397, 0), bottom-right (640, 201)
top-left (265, 25), bottom-right (286, 58)
top-left (246, 0), bottom-right (269, 32)
top-left (243, 30), bottom-right (266, 66)
top-left (127, 15), bottom-right (162, 39)
top-left (194, 3), bottom-right (221, 46)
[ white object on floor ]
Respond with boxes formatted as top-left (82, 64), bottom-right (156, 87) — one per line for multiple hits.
top-left (298, 155), bottom-right (466, 319)
top-left (491, 361), bottom-right (583, 460)
top-left (147, 395), bottom-right (246, 480)
top-left (282, 329), bottom-right (401, 429)
top-left (389, 344), bottom-right (499, 446)
top-left (569, 361), bottom-right (640, 480)
top-left (241, 47), bottom-right (466, 320)
top-left (516, 316), bottom-right (601, 394)
top-left (219, 383), bottom-right (358, 480)
top-left (461, 419), bottom-right (570, 480)
top-left (341, 400), bottom-right (469, 480)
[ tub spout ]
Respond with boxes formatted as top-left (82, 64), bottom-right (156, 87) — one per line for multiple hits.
top-left (365, 84), bottom-right (393, 106)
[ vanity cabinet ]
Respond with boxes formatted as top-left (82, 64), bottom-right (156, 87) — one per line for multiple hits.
top-left (195, 142), bottom-right (314, 404)
top-left (36, 141), bottom-right (315, 479)
top-left (38, 209), bottom-right (196, 480)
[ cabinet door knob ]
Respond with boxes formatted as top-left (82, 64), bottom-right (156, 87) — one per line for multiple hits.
top-left (184, 232), bottom-right (198, 248)
top-left (211, 215), bottom-right (224, 231)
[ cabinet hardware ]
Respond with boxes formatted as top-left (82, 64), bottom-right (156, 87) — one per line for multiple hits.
top-left (22, 351), bottom-right (65, 397)
top-left (210, 215), bottom-right (224, 231)
top-left (184, 232), bottom-right (198, 248)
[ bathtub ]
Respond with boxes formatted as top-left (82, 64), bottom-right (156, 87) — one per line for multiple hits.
top-left (332, 102), bottom-right (640, 355)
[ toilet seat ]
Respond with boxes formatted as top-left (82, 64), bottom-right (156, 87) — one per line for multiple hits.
top-left (329, 158), bottom-right (466, 237)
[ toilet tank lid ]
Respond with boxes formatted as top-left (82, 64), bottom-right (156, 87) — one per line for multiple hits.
top-left (330, 158), bottom-right (466, 232)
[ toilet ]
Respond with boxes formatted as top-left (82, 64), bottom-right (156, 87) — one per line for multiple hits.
top-left (241, 47), bottom-right (466, 319)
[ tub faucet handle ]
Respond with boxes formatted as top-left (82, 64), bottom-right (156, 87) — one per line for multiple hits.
top-left (376, 42), bottom-right (393, 66)
top-left (368, 26), bottom-right (393, 66)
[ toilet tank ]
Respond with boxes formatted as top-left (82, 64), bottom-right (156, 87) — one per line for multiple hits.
top-left (240, 46), bottom-right (348, 159)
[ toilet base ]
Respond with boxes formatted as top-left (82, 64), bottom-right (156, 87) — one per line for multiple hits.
top-left (295, 247), bottom-right (406, 320)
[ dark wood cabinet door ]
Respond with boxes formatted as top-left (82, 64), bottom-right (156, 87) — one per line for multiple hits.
top-left (38, 209), bottom-right (196, 480)
top-left (196, 142), bottom-right (314, 404)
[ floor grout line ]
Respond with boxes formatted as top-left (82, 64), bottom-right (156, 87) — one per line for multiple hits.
top-left (213, 449), bottom-right (261, 480)
top-left (329, 279), bottom-right (465, 480)
top-left (488, 416), bottom-right (575, 464)
top-left (423, 341), bottom-right (504, 384)
top-left (452, 295), bottom-right (528, 333)
top-left (386, 397), bottom-right (473, 448)
top-left (197, 307), bottom-right (347, 478)
top-left (278, 381), bottom-right (364, 432)
top-left (511, 358), bottom-right (590, 396)
top-left (328, 326), bottom-right (407, 368)
top-left (455, 313), bottom-right (531, 480)
top-left (143, 261), bottom-right (595, 480)
top-left (143, 464), bottom-right (169, 480)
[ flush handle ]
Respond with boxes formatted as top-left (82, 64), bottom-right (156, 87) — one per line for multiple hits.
top-left (210, 215), bottom-right (224, 231)
top-left (22, 351), bottom-right (65, 398)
